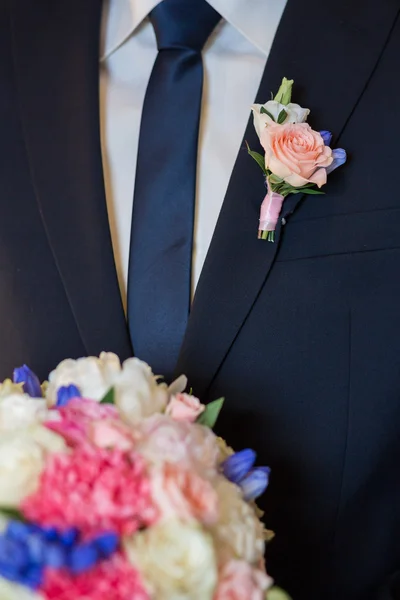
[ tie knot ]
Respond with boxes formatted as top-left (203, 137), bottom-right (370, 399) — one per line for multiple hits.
top-left (150, 0), bottom-right (221, 52)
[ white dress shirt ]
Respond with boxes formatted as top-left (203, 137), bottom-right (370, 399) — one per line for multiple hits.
top-left (99, 0), bottom-right (287, 310)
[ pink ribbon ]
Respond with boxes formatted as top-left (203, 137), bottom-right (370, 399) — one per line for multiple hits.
top-left (258, 187), bottom-right (284, 236)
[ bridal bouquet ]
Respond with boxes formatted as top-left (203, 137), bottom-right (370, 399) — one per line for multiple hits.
top-left (0, 354), bottom-right (289, 600)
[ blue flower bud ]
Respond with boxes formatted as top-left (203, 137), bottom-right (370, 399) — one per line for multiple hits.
top-left (25, 534), bottom-right (46, 565)
top-left (69, 543), bottom-right (99, 574)
top-left (94, 532), bottom-right (119, 558)
top-left (240, 467), bottom-right (270, 501)
top-left (41, 526), bottom-right (59, 542)
top-left (59, 527), bottom-right (79, 546)
top-left (13, 365), bottom-right (42, 398)
top-left (326, 148), bottom-right (347, 175)
top-left (56, 384), bottom-right (82, 407)
top-left (23, 565), bottom-right (43, 589)
top-left (43, 542), bottom-right (67, 568)
top-left (222, 448), bottom-right (256, 484)
top-left (0, 562), bottom-right (19, 582)
top-left (6, 521), bottom-right (33, 541)
top-left (0, 523), bottom-right (118, 585)
top-left (0, 536), bottom-right (30, 570)
top-left (257, 466), bottom-right (272, 476)
top-left (320, 130), bottom-right (332, 146)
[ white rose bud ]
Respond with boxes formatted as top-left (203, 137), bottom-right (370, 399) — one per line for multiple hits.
top-left (124, 519), bottom-right (218, 600)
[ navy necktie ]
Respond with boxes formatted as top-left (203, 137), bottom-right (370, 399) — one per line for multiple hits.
top-left (128, 0), bottom-right (221, 379)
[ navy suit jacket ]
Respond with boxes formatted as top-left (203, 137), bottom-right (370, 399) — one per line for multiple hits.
top-left (1, 0), bottom-right (400, 598)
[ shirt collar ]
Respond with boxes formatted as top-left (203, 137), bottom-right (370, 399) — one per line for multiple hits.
top-left (209, 0), bottom-right (285, 56)
top-left (101, 0), bottom-right (280, 60)
top-left (100, 0), bottom-right (160, 59)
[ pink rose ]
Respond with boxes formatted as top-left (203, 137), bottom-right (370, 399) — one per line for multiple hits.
top-left (166, 393), bottom-right (205, 422)
top-left (261, 122), bottom-right (333, 188)
top-left (136, 415), bottom-right (220, 478)
top-left (151, 462), bottom-right (218, 525)
top-left (214, 560), bottom-right (272, 600)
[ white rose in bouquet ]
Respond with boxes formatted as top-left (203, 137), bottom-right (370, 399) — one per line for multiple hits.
top-left (113, 357), bottom-right (169, 424)
top-left (0, 425), bottom-right (66, 507)
top-left (46, 353), bottom-right (169, 422)
top-left (0, 394), bottom-right (48, 432)
top-left (211, 478), bottom-right (266, 565)
top-left (46, 352), bottom-right (122, 405)
top-left (124, 519), bottom-right (217, 600)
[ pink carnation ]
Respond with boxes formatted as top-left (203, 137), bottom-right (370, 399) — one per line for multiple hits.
top-left (46, 398), bottom-right (135, 450)
top-left (22, 446), bottom-right (158, 535)
top-left (214, 560), bottom-right (272, 600)
top-left (165, 393), bottom-right (205, 422)
top-left (151, 462), bottom-right (219, 525)
top-left (41, 553), bottom-right (149, 600)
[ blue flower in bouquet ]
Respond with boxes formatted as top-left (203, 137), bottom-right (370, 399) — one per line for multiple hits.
top-left (240, 466), bottom-right (271, 501)
top-left (222, 449), bottom-right (256, 483)
top-left (13, 365), bottom-right (42, 398)
top-left (222, 449), bottom-right (270, 500)
top-left (56, 384), bottom-right (82, 407)
top-left (0, 520), bottom-right (119, 589)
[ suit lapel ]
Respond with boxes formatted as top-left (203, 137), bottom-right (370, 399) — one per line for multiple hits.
top-left (177, 0), bottom-right (399, 397)
top-left (10, 0), bottom-right (132, 359)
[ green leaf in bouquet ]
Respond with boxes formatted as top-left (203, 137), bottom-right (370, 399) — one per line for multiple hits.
top-left (196, 397), bottom-right (225, 429)
top-left (0, 507), bottom-right (25, 522)
top-left (269, 173), bottom-right (283, 185)
top-left (260, 106), bottom-right (276, 121)
top-left (277, 109), bottom-right (288, 124)
top-left (100, 387), bottom-right (115, 404)
top-left (267, 586), bottom-right (293, 600)
top-left (245, 142), bottom-right (267, 175)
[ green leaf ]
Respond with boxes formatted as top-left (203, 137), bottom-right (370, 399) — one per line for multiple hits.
top-left (0, 507), bottom-right (25, 521)
top-left (100, 387), bottom-right (115, 404)
top-left (296, 188), bottom-right (325, 195)
top-left (267, 587), bottom-right (293, 600)
top-left (275, 184), bottom-right (291, 196)
top-left (260, 106), bottom-right (276, 121)
top-left (196, 397), bottom-right (225, 429)
top-left (245, 142), bottom-right (267, 175)
top-left (277, 109), bottom-right (288, 124)
top-left (281, 184), bottom-right (326, 196)
top-left (269, 173), bottom-right (283, 185)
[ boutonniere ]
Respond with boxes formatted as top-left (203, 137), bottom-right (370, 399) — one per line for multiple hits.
top-left (247, 78), bottom-right (347, 241)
